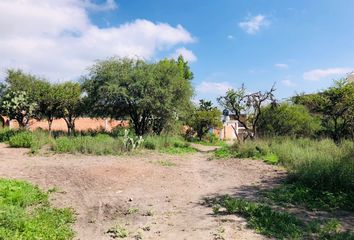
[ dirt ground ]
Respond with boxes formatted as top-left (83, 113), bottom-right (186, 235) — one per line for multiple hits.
top-left (0, 143), bottom-right (348, 240)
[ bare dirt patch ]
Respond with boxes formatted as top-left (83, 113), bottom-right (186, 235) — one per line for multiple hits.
top-left (0, 143), bottom-right (284, 239)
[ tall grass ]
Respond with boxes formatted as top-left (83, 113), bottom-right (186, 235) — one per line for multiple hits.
top-left (51, 134), bottom-right (126, 155)
top-left (222, 138), bottom-right (354, 195)
top-left (143, 135), bottom-right (196, 154)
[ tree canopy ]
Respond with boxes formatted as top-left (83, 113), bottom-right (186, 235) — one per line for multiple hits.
top-left (188, 100), bottom-right (222, 140)
top-left (83, 56), bottom-right (194, 135)
top-left (293, 79), bottom-right (354, 141)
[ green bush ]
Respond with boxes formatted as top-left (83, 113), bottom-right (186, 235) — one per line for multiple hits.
top-left (143, 140), bottom-right (156, 150)
top-left (0, 128), bottom-right (17, 142)
top-left (8, 131), bottom-right (34, 148)
top-left (257, 103), bottom-right (321, 138)
top-left (0, 178), bottom-right (74, 239)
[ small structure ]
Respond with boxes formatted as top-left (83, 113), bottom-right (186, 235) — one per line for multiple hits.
top-left (213, 110), bottom-right (246, 140)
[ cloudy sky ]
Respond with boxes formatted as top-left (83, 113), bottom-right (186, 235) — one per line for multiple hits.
top-left (0, 0), bottom-right (353, 102)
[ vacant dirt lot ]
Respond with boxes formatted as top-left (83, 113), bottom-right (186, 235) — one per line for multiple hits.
top-left (0, 143), bottom-right (286, 240)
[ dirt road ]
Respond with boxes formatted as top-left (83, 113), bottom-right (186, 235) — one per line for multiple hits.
top-left (0, 143), bottom-right (284, 240)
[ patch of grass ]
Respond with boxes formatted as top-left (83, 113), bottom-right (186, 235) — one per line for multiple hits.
top-left (263, 184), bottom-right (354, 211)
top-left (159, 145), bottom-right (196, 155)
top-left (154, 160), bottom-right (176, 167)
top-left (143, 135), bottom-right (196, 154)
top-left (107, 224), bottom-right (129, 238)
top-left (217, 196), bottom-right (303, 239)
top-left (214, 147), bottom-right (233, 159)
top-left (211, 195), bottom-right (354, 239)
top-left (51, 134), bottom-right (126, 155)
top-left (214, 138), bottom-right (354, 210)
top-left (7, 130), bottom-right (52, 154)
top-left (127, 208), bottom-right (139, 215)
top-left (0, 178), bottom-right (75, 239)
top-left (8, 131), bottom-right (34, 148)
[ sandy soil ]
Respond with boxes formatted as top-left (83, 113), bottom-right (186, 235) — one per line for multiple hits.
top-left (0, 143), bottom-right (300, 239)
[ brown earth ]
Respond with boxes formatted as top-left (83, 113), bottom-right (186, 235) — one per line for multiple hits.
top-left (0, 143), bottom-right (352, 240)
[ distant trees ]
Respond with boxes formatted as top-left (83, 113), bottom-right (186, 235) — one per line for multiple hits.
top-left (0, 69), bottom-right (84, 134)
top-left (188, 100), bottom-right (222, 140)
top-left (218, 84), bottom-right (276, 140)
top-left (293, 79), bottom-right (354, 141)
top-left (83, 56), bottom-right (194, 135)
top-left (257, 103), bottom-right (321, 137)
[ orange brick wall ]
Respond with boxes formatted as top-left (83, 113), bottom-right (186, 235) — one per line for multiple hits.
top-left (5, 117), bottom-right (128, 132)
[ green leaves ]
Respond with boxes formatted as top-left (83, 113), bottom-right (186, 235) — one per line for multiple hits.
top-left (83, 57), bottom-right (194, 135)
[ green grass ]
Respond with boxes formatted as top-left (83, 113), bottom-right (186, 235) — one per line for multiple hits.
top-left (8, 130), bottom-right (53, 154)
top-left (0, 178), bottom-right (75, 239)
top-left (263, 184), bottom-right (354, 211)
top-left (107, 224), bottom-right (129, 238)
top-left (143, 135), bottom-right (196, 154)
top-left (51, 134), bottom-right (126, 155)
top-left (210, 195), bottom-right (354, 240)
top-left (0, 128), bottom-right (17, 142)
top-left (153, 160), bottom-right (176, 167)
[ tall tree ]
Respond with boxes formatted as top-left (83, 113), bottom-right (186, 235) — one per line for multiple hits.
top-left (188, 100), bottom-right (222, 141)
top-left (0, 91), bottom-right (36, 128)
top-left (217, 84), bottom-right (276, 140)
top-left (293, 79), bottom-right (354, 141)
top-left (55, 82), bottom-right (83, 135)
top-left (83, 57), bottom-right (194, 135)
top-left (0, 69), bottom-right (49, 128)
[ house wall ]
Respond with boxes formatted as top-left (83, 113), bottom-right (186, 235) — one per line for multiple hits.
top-left (6, 117), bottom-right (128, 132)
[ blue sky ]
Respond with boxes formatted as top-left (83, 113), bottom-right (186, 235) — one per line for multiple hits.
top-left (1, 0), bottom-right (353, 102)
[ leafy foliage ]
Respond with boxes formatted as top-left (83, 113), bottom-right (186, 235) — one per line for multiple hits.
top-left (83, 57), bottom-right (194, 135)
top-left (187, 100), bottom-right (222, 140)
top-left (257, 103), bottom-right (321, 137)
top-left (293, 79), bottom-right (354, 141)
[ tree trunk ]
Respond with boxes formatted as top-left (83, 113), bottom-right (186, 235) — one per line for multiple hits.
top-left (48, 118), bottom-right (53, 135)
top-left (64, 117), bottom-right (76, 136)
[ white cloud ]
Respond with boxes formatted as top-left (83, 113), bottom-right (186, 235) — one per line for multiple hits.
top-left (274, 63), bottom-right (289, 69)
top-left (303, 68), bottom-right (353, 81)
top-left (227, 35), bottom-right (235, 39)
top-left (239, 15), bottom-right (270, 34)
top-left (281, 79), bottom-right (296, 87)
top-left (196, 81), bottom-right (233, 94)
top-left (171, 47), bottom-right (197, 63)
top-left (81, 0), bottom-right (118, 11)
top-left (0, 0), bottom-right (195, 81)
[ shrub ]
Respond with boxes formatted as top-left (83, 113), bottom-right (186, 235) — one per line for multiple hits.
top-left (0, 128), bottom-right (16, 142)
top-left (143, 140), bottom-right (156, 150)
top-left (257, 103), bottom-right (321, 138)
top-left (8, 131), bottom-right (34, 148)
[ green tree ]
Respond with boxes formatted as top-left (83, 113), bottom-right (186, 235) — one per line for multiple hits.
top-left (0, 91), bottom-right (36, 128)
top-left (217, 84), bottom-right (276, 140)
top-left (55, 82), bottom-right (83, 135)
top-left (257, 103), bottom-right (321, 137)
top-left (83, 57), bottom-right (194, 135)
top-left (188, 100), bottom-right (222, 140)
top-left (293, 79), bottom-right (354, 141)
top-left (0, 69), bottom-right (50, 128)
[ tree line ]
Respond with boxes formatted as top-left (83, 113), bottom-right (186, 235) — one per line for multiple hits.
top-left (0, 56), bottom-right (194, 135)
top-left (0, 56), bottom-right (353, 142)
